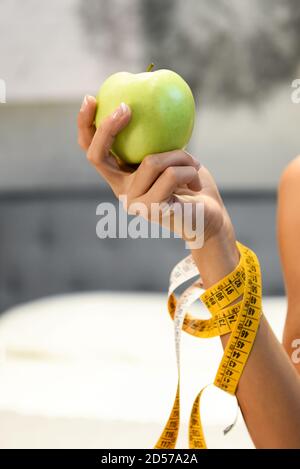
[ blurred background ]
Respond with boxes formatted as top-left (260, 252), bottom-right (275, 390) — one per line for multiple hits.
top-left (0, 0), bottom-right (299, 449)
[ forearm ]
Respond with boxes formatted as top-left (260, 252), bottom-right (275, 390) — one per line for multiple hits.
top-left (191, 229), bottom-right (300, 449)
top-left (222, 315), bottom-right (300, 448)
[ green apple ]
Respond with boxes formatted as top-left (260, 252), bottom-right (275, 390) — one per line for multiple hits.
top-left (95, 67), bottom-right (195, 164)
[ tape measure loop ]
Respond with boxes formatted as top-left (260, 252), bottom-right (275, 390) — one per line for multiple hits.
top-left (155, 242), bottom-right (262, 450)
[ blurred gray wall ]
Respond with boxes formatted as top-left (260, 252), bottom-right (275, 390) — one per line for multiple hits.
top-left (0, 188), bottom-right (282, 313)
top-left (0, 98), bottom-right (299, 191)
top-left (1, 0), bottom-right (300, 191)
top-left (1, 0), bottom-right (300, 311)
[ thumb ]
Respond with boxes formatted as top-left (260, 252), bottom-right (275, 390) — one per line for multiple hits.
top-left (77, 95), bottom-right (97, 150)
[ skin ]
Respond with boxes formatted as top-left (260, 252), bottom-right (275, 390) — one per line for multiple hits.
top-left (78, 96), bottom-right (300, 448)
top-left (278, 155), bottom-right (300, 374)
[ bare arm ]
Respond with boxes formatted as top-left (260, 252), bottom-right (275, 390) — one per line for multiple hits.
top-left (77, 96), bottom-right (300, 448)
top-left (278, 156), bottom-right (300, 374)
top-left (192, 232), bottom-right (300, 449)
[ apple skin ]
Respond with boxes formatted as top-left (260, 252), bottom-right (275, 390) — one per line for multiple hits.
top-left (95, 69), bottom-right (195, 164)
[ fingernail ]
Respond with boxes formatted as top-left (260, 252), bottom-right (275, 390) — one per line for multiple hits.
top-left (86, 95), bottom-right (95, 104)
top-left (80, 95), bottom-right (89, 111)
top-left (112, 102), bottom-right (129, 120)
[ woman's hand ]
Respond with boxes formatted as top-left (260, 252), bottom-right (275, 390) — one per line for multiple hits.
top-left (77, 96), bottom-right (239, 286)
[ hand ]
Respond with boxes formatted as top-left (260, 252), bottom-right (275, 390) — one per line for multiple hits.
top-left (77, 96), bottom-right (239, 285)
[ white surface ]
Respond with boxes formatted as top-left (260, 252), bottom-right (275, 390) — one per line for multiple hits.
top-left (0, 292), bottom-right (287, 448)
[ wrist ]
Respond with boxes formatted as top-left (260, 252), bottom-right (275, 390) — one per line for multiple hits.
top-left (189, 216), bottom-right (239, 289)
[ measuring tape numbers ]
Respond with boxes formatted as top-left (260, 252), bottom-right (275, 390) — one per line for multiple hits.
top-left (155, 241), bottom-right (262, 449)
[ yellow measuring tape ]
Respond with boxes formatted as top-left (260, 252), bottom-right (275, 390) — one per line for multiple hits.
top-left (155, 241), bottom-right (262, 449)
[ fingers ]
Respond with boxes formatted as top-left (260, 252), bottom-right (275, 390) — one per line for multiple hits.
top-left (145, 166), bottom-right (201, 203)
top-left (77, 95), bottom-right (97, 150)
top-left (197, 165), bottom-right (224, 204)
top-left (130, 150), bottom-right (200, 198)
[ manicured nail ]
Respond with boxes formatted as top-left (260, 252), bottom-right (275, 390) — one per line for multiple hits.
top-left (86, 95), bottom-right (95, 104)
top-left (80, 95), bottom-right (89, 111)
top-left (112, 102), bottom-right (129, 120)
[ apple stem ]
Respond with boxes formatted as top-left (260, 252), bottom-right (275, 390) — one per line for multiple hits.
top-left (146, 63), bottom-right (155, 72)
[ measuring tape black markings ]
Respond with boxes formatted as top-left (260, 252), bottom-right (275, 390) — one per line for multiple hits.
top-left (155, 242), bottom-right (262, 449)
